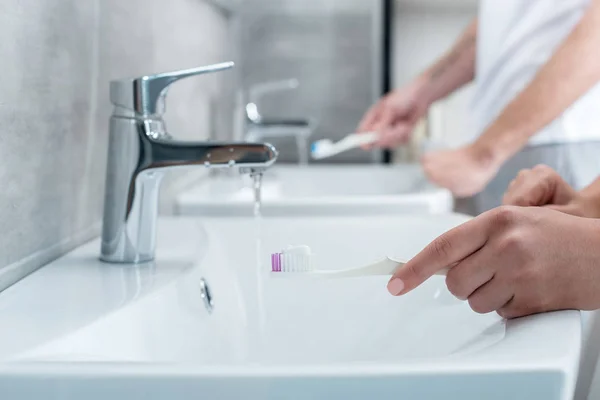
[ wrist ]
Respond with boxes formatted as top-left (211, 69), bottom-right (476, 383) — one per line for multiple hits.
top-left (413, 73), bottom-right (438, 108)
top-left (571, 219), bottom-right (600, 310)
top-left (475, 118), bottom-right (530, 165)
top-left (470, 137), bottom-right (509, 171)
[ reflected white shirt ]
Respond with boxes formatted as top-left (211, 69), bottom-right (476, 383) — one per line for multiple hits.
top-left (474, 0), bottom-right (600, 145)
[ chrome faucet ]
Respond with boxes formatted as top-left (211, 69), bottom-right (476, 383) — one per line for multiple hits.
top-left (101, 62), bottom-right (278, 264)
top-left (244, 79), bottom-right (300, 125)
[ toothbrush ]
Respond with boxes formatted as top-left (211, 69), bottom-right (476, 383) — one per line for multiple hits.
top-left (311, 132), bottom-right (379, 160)
top-left (270, 245), bottom-right (449, 278)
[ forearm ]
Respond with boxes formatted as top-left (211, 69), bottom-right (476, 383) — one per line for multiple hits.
top-left (417, 19), bottom-right (478, 105)
top-left (476, 0), bottom-right (600, 161)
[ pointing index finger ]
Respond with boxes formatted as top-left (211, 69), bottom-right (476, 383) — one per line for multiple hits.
top-left (387, 213), bottom-right (493, 296)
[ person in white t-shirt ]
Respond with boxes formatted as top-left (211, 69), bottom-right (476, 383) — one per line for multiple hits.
top-left (358, 0), bottom-right (600, 215)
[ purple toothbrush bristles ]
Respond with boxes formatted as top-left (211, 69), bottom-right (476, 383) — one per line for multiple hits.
top-left (271, 253), bottom-right (282, 272)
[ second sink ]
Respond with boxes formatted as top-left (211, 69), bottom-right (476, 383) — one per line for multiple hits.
top-left (175, 164), bottom-right (453, 217)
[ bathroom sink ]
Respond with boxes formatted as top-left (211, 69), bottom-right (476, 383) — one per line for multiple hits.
top-left (175, 164), bottom-right (453, 216)
top-left (0, 215), bottom-right (580, 400)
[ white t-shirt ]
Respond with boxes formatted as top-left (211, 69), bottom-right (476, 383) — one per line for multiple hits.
top-left (473, 0), bottom-right (600, 145)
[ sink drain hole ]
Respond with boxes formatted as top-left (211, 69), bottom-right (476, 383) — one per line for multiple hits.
top-left (199, 278), bottom-right (214, 314)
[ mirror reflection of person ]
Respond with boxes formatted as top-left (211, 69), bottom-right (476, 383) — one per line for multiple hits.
top-left (358, 0), bottom-right (600, 215)
top-left (387, 167), bottom-right (600, 319)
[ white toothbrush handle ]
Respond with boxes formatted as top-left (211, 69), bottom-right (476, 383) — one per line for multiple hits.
top-left (309, 258), bottom-right (449, 278)
top-left (310, 257), bottom-right (399, 278)
top-left (337, 132), bottom-right (378, 149)
top-left (327, 132), bottom-right (379, 156)
top-left (311, 132), bottom-right (379, 160)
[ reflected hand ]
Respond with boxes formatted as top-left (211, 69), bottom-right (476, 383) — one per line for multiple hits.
top-left (357, 80), bottom-right (429, 149)
top-left (386, 206), bottom-right (600, 318)
top-left (421, 144), bottom-right (500, 198)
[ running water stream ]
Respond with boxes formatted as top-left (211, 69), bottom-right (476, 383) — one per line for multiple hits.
top-left (252, 172), bottom-right (263, 217)
top-left (250, 171), bottom-right (267, 339)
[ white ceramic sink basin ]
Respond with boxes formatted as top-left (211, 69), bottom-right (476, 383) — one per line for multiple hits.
top-left (176, 165), bottom-right (453, 216)
top-left (0, 215), bottom-right (580, 400)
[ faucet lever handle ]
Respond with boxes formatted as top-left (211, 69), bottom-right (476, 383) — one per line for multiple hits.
top-left (110, 61), bottom-right (234, 116)
top-left (248, 79), bottom-right (299, 102)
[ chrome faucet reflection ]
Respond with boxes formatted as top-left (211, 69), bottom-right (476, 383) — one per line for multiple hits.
top-left (101, 62), bottom-right (278, 263)
top-left (239, 79), bottom-right (314, 165)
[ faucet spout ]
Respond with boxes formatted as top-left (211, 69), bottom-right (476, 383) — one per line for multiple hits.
top-left (149, 140), bottom-right (278, 170)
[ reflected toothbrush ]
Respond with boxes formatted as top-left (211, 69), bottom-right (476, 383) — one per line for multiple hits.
top-left (311, 132), bottom-right (379, 160)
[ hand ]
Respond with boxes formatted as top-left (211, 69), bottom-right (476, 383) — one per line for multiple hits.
top-left (503, 164), bottom-right (600, 218)
top-left (386, 206), bottom-right (600, 318)
top-left (357, 79), bottom-right (430, 149)
top-left (421, 144), bottom-right (501, 197)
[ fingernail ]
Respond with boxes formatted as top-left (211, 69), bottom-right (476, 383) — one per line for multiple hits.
top-left (387, 278), bottom-right (405, 296)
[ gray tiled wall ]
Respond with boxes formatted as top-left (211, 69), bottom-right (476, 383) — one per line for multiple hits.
top-left (233, 0), bottom-right (382, 163)
top-left (0, 0), bottom-right (230, 291)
